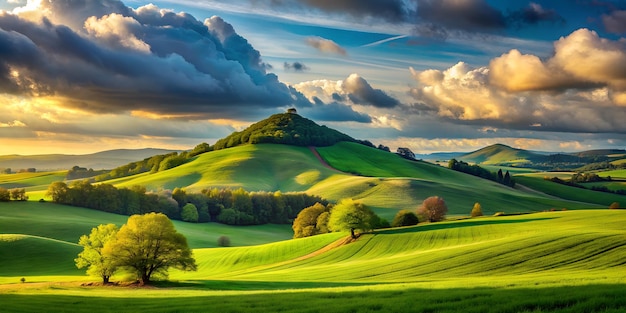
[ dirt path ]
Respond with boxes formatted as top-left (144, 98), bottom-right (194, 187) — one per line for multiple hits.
top-left (308, 146), bottom-right (345, 173)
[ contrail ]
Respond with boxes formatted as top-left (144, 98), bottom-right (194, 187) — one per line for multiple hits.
top-left (360, 35), bottom-right (409, 48)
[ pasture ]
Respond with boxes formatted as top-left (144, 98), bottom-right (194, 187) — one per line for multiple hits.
top-left (1, 204), bottom-right (625, 312)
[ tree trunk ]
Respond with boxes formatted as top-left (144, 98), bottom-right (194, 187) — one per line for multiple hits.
top-left (140, 273), bottom-right (150, 285)
top-left (102, 275), bottom-right (110, 284)
top-left (350, 228), bottom-right (356, 239)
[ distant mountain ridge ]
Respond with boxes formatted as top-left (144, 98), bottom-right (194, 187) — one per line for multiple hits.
top-left (0, 148), bottom-right (179, 171)
top-left (458, 144), bottom-right (540, 165)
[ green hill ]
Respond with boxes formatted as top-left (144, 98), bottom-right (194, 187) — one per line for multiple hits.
top-left (213, 112), bottom-right (356, 150)
top-left (459, 144), bottom-right (538, 165)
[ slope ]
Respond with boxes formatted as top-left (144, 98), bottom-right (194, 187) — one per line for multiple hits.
top-left (459, 143), bottom-right (539, 164)
top-left (172, 210), bottom-right (626, 285)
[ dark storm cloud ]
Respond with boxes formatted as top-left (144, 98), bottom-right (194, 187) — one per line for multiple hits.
top-left (283, 61), bottom-right (309, 71)
top-left (507, 2), bottom-right (566, 27)
top-left (603, 10), bottom-right (626, 34)
top-left (343, 74), bottom-right (400, 108)
top-left (0, 1), bottom-right (315, 119)
top-left (255, 0), bottom-right (409, 23)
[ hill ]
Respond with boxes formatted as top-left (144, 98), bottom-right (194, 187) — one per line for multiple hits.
top-left (212, 112), bottom-right (357, 150)
top-left (0, 148), bottom-right (178, 171)
top-left (458, 144), bottom-right (539, 165)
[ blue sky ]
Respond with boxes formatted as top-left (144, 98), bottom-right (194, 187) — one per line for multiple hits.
top-left (0, 0), bottom-right (625, 155)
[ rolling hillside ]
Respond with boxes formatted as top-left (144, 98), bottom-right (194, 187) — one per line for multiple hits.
top-left (459, 144), bottom-right (538, 165)
top-left (0, 148), bottom-right (178, 171)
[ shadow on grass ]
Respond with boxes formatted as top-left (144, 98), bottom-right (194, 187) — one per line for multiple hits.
top-left (376, 216), bottom-right (557, 235)
top-left (152, 279), bottom-right (380, 290)
top-left (2, 283), bottom-right (626, 313)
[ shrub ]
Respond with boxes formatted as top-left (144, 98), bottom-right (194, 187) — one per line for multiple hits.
top-left (609, 202), bottom-right (620, 210)
top-left (391, 210), bottom-right (419, 227)
top-left (181, 203), bottom-right (199, 223)
top-left (417, 196), bottom-right (448, 222)
top-left (470, 202), bottom-right (483, 217)
top-left (217, 236), bottom-right (231, 247)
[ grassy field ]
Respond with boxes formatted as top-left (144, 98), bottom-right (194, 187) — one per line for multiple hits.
top-left (514, 175), bottom-right (626, 207)
top-left (0, 171), bottom-right (66, 190)
top-left (1, 207), bottom-right (625, 312)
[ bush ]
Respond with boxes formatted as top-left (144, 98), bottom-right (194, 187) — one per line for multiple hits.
top-left (417, 196), bottom-right (448, 222)
top-left (181, 203), bottom-right (199, 222)
top-left (217, 236), bottom-right (231, 247)
top-left (609, 202), bottom-right (620, 210)
top-left (391, 210), bottom-right (419, 227)
top-left (470, 202), bottom-right (483, 217)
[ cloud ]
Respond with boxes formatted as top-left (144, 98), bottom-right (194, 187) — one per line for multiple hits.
top-left (284, 61), bottom-right (309, 72)
top-left (294, 74), bottom-right (401, 109)
top-left (489, 29), bottom-right (626, 97)
top-left (306, 36), bottom-right (347, 55)
top-left (415, 0), bottom-right (506, 36)
top-left (507, 2), bottom-right (566, 27)
top-left (409, 46), bottom-right (626, 134)
top-left (602, 10), bottom-right (626, 34)
top-left (301, 101), bottom-right (372, 123)
top-left (0, 0), bottom-right (314, 119)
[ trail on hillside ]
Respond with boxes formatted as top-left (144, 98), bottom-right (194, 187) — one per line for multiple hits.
top-left (308, 146), bottom-right (346, 174)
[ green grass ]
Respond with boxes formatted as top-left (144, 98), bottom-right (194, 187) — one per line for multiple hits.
top-left (515, 176), bottom-right (626, 207)
top-left (1, 210), bottom-right (626, 312)
top-left (0, 171), bottom-right (66, 189)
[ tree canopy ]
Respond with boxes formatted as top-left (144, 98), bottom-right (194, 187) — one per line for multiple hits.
top-left (417, 196), bottom-right (448, 222)
top-left (102, 213), bottom-right (196, 285)
top-left (391, 209), bottom-right (419, 227)
top-left (75, 223), bottom-right (119, 283)
top-left (328, 199), bottom-right (376, 239)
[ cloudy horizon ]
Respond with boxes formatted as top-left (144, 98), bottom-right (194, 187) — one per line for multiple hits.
top-left (0, 0), bottom-right (625, 155)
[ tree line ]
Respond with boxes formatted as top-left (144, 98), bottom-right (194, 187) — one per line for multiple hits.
top-left (448, 159), bottom-right (515, 187)
top-left (0, 187), bottom-right (28, 201)
top-left (46, 181), bottom-right (327, 225)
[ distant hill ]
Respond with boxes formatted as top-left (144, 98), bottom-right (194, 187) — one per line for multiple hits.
top-left (213, 112), bottom-right (356, 150)
top-left (458, 144), bottom-right (539, 165)
top-left (573, 149), bottom-right (626, 157)
top-left (0, 148), bottom-right (178, 171)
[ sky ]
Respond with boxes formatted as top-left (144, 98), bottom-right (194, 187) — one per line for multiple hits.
top-left (0, 0), bottom-right (625, 155)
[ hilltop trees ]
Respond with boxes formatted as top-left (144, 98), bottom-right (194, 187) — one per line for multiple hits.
top-left (75, 224), bottom-right (119, 283)
top-left (418, 196), bottom-right (448, 222)
top-left (102, 213), bottom-right (196, 285)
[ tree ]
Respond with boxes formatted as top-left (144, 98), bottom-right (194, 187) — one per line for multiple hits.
top-left (0, 187), bottom-right (9, 202)
top-left (609, 202), bottom-right (620, 209)
top-left (417, 196), bottom-right (448, 222)
top-left (181, 203), bottom-right (199, 222)
top-left (102, 213), bottom-right (196, 285)
top-left (391, 210), bottom-right (419, 227)
top-left (292, 202), bottom-right (329, 238)
top-left (75, 224), bottom-right (119, 283)
top-left (328, 199), bottom-right (376, 239)
top-left (47, 181), bottom-right (69, 203)
top-left (10, 188), bottom-right (28, 201)
top-left (217, 235), bottom-right (231, 247)
top-left (470, 202), bottom-right (483, 217)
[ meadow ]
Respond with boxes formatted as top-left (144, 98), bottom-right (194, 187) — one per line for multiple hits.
top-left (1, 201), bottom-right (625, 312)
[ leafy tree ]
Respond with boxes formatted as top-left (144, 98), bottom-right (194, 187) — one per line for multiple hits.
top-left (391, 210), bottom-right (419, 227)
top-left (471, 202), bottom-right (483, 217)
top-left (102, 213), bottom-right (196, 285)
top-left (609, 202), bottom-right (620, 209)
top-left (75, 224), bottom-right (119, 283)
top-left (46, 181), bottom-right (69, 203)
top-left (292, 202), bottom-right (329, 238)
top-left (417, 196), bottom-right (448, 222)
top-left (10, 188), bottom-right (28, 201)
top-left (181, 203), bottom-right (199, 222)
top-left (328, 199), bottom-right (376, 239)
top-left (217, 235), bottom-right (231, 247)
top-left (0, 187), bottom-right (9, 202)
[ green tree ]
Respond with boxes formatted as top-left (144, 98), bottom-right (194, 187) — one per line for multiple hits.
top-left (46, 181), bottom-right (69, 203)
top-left (103, 213), bottom-right (196, 285)
top-left (181, 203), bottom-right (199, 223)
top-left (391, 210), bottom-right (419, 227)
top-left (0, 187), bottom-right (9, 202)
top-left (217, 235), bottom-right (231, 247)
top-left (471, 202), bottom-right (483, 217)
top-left (10, 188), bottom-right (28, 201)
top-left (75, 224), bottom-right (119, 283)
top-left (417, 196), bottom-right (448, 222)
top-left (328, 199), bottom-right (376, 239)
top-left (292, 202), bottom-right (328, 238)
